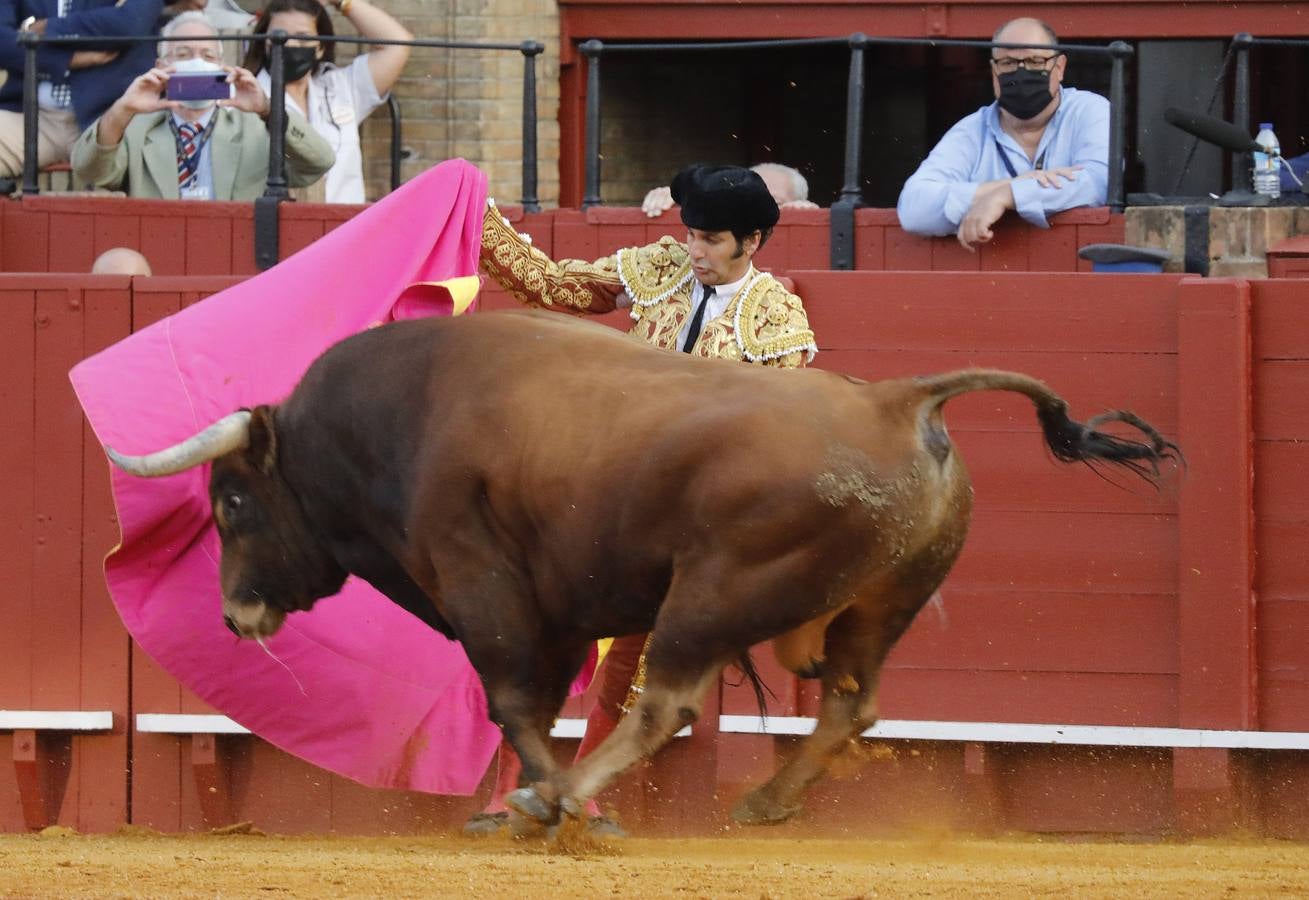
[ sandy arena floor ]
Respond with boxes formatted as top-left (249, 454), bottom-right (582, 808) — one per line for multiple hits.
top-left (1, 826), bottom-right (1307, 899)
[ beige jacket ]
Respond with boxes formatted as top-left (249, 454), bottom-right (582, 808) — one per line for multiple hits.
top-left (71, 107), bottom-right (334, 201)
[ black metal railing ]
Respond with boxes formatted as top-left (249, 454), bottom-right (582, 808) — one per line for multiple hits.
top-left (1227, 33), bottom-right (1309, 195)
top-left (577, 35), bottom-right (1133, 268)
top-left (16, 29), bottom-right (544, 265)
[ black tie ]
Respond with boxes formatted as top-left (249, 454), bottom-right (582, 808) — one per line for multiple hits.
top-left (682, 285), bottom-right (714, 353)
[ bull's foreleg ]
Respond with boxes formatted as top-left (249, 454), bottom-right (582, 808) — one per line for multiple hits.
top-left (507, 647), bottom-right (728, 825)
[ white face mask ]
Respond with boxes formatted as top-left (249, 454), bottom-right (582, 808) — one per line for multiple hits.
top-left (170, 56), bottom-right (225, 110)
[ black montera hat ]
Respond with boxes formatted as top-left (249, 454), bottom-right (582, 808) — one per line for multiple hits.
top-left (670, 164), bottom-right (779, 233)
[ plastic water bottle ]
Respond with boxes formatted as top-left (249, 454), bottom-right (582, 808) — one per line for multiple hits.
top-left (1253, 122), bottom-right (1281, 199)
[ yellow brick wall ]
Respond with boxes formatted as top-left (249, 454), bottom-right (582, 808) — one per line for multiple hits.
top-left (340, 0), bottom-right (561, 206)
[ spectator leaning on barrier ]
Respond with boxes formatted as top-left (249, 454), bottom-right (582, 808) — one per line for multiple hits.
top-left (243, 0), bottom-right (411, 204)
top-left (641, 162), bottom-right (818, 217)
top-left (0, 0), bottom-right (164, 180)
top-left (896, 17), bottom-right (1109, 251)
top-left (71, 11), bottom-right (334, 200)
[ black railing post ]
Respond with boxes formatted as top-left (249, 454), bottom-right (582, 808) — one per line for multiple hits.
top-left (20, 33), bottom-right (40, 195)
top-left (830, 32), bottom-right (867, 270)
top-left (520, 40), bottom-right (543, 212)
top-left (387, 94), bottom-right (402, 193)
top-left (1230, 32), bottom-right (1253, 194)
top-left (256, 30), bottom-right (290, 271)
top-left (838, 32), bottom-right (867, 207)
top-left (581, 39), bottom-right (603, 209)
top-left (1107, 40), bottom-right (1132, 213)
top-left (263, 30), bottom-right (290, 200)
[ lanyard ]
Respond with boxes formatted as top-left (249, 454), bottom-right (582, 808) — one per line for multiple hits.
top-left (994, 139), bottom-right (1046, 179)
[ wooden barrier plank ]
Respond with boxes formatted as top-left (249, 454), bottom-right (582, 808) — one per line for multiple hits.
top-left (187, 217), bottom-right (235, 276)
top-left (1257, 597), bottom-right (1309, 730)
top-left (948, 508), bottom-right (1177, 596)
top-left (91, 215), bottom-right (141, 264)
top-left (140, 215), bottom-right (185, 277)
top-left (1258, 520), bottom-right (1309, 601)
top-left (30, 288), bottom-right (85, 713)
top-left (1175, 277), bottom-right (1255, 732)
top-left (76, 286), bottom-right (132, 832)
top-left (978, 224), bottom-right (1029, 272)
top-left (47, 214), bottom-right (95, 273)
top-left (1255, 442), bottom-right (1309, 522)
top-left (2, 205), bottom-right (48, 272)
top-left (1026, 217), bottom-right (1080, 271)
top-left (29, 288), bottom-right (86, 826)
top-left (888, 590), bottom-right (1177, 675)
top-left (884, 226), bottom-right (933, 270)
top-left (1251, 280), bottom-right (1309, 361)
top-left (0, 290), bottom-right (36, 710)
top-left (876, 669), bottom-right (1178, 726)
top-left (1253, 361), bottom-right (1309, 442)
top-left (795, 271), bottom-right (1181, 353)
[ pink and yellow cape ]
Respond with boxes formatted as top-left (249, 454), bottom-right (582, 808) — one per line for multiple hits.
top-left (70, 160), bottom-right (592, 795)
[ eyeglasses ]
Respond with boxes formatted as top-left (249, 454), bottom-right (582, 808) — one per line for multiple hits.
top-left (167, 45), bottom-right (222, 63)
top-left (990, 54), bottom-right (1061, 74)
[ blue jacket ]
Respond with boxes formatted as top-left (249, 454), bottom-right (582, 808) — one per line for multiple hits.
top-left (0, 0), bottom-right (163, 130)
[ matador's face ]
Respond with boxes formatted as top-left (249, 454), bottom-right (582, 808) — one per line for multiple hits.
top-left (686, 226), bottom-right (759, 287)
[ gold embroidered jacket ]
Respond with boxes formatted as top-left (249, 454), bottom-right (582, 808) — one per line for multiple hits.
top-left (480, 203), bottom-right (818, 368)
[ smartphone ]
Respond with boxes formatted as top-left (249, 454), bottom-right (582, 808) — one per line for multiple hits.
top-left (167, 72), bottom-right (232, 103)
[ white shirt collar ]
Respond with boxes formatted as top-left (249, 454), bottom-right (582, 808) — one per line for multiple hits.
top-left (171, 106), bottom-right (217, 130)
top-left (700, 264), bottom-right (754, 300)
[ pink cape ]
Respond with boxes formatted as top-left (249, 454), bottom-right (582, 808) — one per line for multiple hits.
top-left (70, 160), bottom-right (590, 795)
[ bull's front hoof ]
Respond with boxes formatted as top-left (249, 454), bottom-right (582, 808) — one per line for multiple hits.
top-left (505, 786), bottom-right (559, 825)
top-left (730, 789), bottom-right (802, 826)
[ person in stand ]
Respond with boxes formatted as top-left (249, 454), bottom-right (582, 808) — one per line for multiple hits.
top-left (243, 0), bottom-right (410, 203)
top-left (896, 17), bottom-right (1108, 250)
top-left (467, 163), bottom-right (819, 837)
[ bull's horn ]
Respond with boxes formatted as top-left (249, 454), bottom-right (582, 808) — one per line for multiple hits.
top-left (106, 410), bottom-right (253, 477)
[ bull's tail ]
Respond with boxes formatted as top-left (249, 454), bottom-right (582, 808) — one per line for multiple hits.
top-left (913, 369), bottom-right (1182, 482)
top-left (730, 649), bottom-right (775, 722)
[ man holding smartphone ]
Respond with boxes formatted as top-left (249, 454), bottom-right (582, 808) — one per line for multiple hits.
top-left (71, 10), bottom-right (334, 200)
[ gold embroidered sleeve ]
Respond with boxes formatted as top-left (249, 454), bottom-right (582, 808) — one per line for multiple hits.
top-left (479, 203), bottom-right (623, 314)
top-left (738, 279), bottom-right (819, 368)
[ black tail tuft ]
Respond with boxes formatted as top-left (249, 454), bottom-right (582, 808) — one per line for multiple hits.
top-left (1036, 401), bottom-right (1183, 482)
top-left (729, 650), bottom-right (776, 722)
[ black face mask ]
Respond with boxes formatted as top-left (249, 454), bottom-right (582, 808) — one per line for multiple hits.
top-left (278, 45), bottom-right (319, 82)
top-left (997, 68), bottom-right (1054, 120)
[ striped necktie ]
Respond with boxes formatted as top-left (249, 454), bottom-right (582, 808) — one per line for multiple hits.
top-left (177, 122), bottom-right (203, 188)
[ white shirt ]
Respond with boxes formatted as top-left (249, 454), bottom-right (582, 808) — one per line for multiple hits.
top-left (676, 266), bottom-right (753, 352)
top-left (258, 55), bottom-right (384, 204)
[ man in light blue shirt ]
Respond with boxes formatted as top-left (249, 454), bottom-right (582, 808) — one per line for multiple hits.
top-left (897, 17), bottom-right (1109, 250)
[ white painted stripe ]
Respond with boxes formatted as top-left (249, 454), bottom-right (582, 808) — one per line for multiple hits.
top-left (716, 716), bottom-right (1309, 750)
top-left (0, 710), bottom-right (114, 731)
top-left (135, 714), bottom-right (251, 735)
top-left (551, 719), bottom-right (692, 739)
top-left (134, 714), bottom-right (689, 741)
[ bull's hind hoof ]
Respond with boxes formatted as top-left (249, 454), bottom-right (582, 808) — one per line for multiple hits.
top-left (505, 786), bottom-right (558, 825)
top-left (731, 789), bottom-right (802, 826)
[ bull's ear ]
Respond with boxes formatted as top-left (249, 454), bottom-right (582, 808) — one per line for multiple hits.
top-left (246, 406), bottom-right (278, 474)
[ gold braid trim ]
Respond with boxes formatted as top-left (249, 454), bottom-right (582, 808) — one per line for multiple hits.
top-left (616, 237), bottom-right (693, 309)
top-left (479, 202), bottom-right (623, 313)
top-left (733, 275), bottom-right (818, 366)
top-left (620, 633), bottom-right (656, 716)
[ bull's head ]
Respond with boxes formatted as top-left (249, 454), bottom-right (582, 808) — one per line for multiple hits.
top-left (107, 407), bottom-right (346, 640)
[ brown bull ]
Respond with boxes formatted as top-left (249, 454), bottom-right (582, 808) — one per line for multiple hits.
top-left (107, 308), bottom-right (1178, 829)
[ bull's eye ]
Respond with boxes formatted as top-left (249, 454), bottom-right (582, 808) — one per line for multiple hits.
top-left (224, 493), bottom-right (244, 520)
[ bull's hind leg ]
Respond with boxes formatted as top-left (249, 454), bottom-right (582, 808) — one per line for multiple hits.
top-left (731, 593), bottom-right (925, 825)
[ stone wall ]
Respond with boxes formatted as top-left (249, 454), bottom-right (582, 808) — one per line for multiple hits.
top-left (1126, 204), bottom-right (1309, 278)
top-left (340, 0), bottom-right (561, 206)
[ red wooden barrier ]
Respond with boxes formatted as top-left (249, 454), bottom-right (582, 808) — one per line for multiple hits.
top-left (0, 195), bottom-right (1118, 277)
top-left (2, 251), bottom-right (1307, 838)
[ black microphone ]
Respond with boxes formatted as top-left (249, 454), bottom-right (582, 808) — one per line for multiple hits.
top-left (1164, 107), bottom-right (1262, 154)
